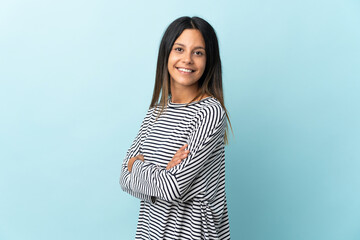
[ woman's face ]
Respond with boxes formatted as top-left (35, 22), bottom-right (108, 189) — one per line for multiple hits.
top-left (167, 29), bottom-right (206, 89)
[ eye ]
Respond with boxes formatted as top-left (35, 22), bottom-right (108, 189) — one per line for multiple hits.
top-left (174, 47), bottom-right (183, 52)
top-left (194, 51), bottom-right (204, 56)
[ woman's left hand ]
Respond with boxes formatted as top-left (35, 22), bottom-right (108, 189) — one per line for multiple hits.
top-left (166, 144), bottom-right (189, 170)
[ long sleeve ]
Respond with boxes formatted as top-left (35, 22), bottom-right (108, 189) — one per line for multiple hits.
top-left (119, 108), bottom-right (154, 203)
top-left (129, 104), bottom-right (226, 203)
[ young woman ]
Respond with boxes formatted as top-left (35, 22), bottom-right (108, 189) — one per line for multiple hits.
top-left (120, 16), bottom-right (232, 240)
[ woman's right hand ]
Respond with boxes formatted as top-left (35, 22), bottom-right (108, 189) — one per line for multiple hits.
top-left (166, 144), bottom-right (190, 170)
top-left (127, 154), bottom-right (144, 172)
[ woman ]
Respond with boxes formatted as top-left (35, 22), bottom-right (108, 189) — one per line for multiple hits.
top-left (120, 16), bottom-right (232, 240)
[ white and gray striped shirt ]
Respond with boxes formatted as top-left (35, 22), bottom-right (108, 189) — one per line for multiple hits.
top-left (120, 96), bottom-right (230, 239)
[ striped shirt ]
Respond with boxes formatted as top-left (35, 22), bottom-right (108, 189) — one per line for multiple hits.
top-left (119, 96), bottom-right (230, 240)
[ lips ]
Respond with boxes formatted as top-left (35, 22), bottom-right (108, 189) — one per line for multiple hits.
top-left (176, 67), bottom-right (195, 73)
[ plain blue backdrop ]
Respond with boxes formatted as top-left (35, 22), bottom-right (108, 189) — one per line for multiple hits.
top-left (1, 0), bottom-right (359, 239)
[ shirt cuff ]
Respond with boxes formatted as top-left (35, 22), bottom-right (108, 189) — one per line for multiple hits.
top-left (131, 160), bottom-right (157, 204)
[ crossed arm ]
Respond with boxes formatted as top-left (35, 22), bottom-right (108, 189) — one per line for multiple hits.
top-left (119, 104), bottom-right (225, 203)
top-left (127, 144), bottom-right (189, 172)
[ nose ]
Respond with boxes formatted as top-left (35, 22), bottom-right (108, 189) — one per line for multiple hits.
top-left (182, 51), bottom-right (193, 64)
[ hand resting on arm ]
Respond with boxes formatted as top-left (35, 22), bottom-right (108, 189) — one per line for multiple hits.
top-left (127, 144), bottom-right (190, 172)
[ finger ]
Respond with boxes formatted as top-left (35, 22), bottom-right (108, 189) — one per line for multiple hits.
top-left (171, 157), bottom-right (182, 164)
top-left (168, 160), bottom-right (181, 170)
top-left (175, 147), bottom-right (185, 155)
top-left (176, 148), bottom-right (189, 157)
top-left (178, 144), bottom-right (188, 152)
top-left (171, 156), bottom-right (180, 163)
top-left (181, 150), bottom-right (189, 156)
top-left (175, 149), bottom-right (187, 158)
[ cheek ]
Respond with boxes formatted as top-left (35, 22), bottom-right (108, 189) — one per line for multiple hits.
top-left (167, 57), bottom-right (173, 70)
top-left (199, 60), bottom-right (206, 73)
top-left (167, 54), bottom-right (176, 69)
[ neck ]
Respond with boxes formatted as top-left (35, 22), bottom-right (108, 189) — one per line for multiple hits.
top-left (170, 80), bottom-right (201, 104)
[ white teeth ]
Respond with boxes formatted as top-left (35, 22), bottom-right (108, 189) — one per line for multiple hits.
top-left (178, 68), bottom-right (193, 73)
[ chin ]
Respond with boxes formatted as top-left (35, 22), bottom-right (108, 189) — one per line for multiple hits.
top-left (173, 78), bottom-right (199, 86)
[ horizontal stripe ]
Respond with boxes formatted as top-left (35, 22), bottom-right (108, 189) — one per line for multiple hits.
top-left (120, 97), bottom-right (230, 239)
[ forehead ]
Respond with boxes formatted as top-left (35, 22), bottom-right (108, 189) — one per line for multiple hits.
top-left (174, 29), bottom-right (205, 47)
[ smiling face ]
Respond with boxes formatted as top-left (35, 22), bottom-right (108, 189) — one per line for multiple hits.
top-left (167, 29), bottom-right (206, 90)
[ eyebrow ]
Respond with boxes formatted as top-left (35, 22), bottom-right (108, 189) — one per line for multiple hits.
top-left (174, 43), bottom-right (205, 50)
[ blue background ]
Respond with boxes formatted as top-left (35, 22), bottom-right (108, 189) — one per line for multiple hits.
top-left (1, 0), bottom-right (359, 239)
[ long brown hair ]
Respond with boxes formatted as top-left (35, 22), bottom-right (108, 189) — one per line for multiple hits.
top-left (150, 16), bottom-right (233, 144)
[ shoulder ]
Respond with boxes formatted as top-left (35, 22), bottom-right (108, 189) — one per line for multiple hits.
top-left (138, 106), bottom-right (156, 126)
top-left (196, 97), bottom-right (226, 128)
top-left (139, 107), bottom-right (153, 120)
top-left (199, 97), bottom-right (225, 119)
